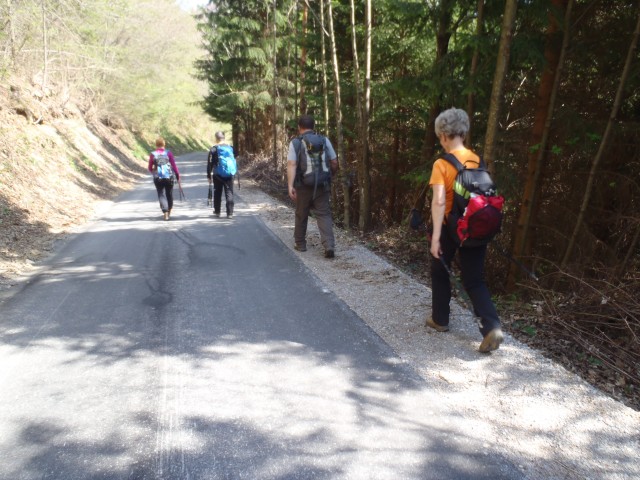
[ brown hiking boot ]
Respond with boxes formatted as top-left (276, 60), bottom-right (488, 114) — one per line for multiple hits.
top-left (163, 212), bottom-right (169, 221)
top-left (425, 317), bottom-right (449, 332)
top-left (479, 328), bottom-right (504, 353)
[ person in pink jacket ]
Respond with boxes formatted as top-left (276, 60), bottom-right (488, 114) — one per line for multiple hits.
top-left (148, 137), bottom-right (180, 220)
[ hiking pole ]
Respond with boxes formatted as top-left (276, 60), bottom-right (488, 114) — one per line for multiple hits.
top-left (236, 157), bottom-right (241, 190)
top-left (177, 178), bottom-right (187, 201)
top-left (412, 208), bottom-right (479, 317)
top-left (413, 206), bottom-right (539, 282)
top-left (492, 243), bottom-right (539, 282)
top-left (207, 183), bottom-right (213, 206)
top-left (438, 256), bottom-right (477, 316)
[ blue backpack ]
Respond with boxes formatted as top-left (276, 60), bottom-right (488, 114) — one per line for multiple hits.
top-left (152, 150), bottom-right (173, 179)
top-left (215, 144), bottom-right (237, 177)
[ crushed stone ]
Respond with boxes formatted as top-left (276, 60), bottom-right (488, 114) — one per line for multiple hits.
top-left (237, 182), bottom-right (640, 480)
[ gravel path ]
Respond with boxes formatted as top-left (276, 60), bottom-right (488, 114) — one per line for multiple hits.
top-left (237, 183), bottom-right (639, 480)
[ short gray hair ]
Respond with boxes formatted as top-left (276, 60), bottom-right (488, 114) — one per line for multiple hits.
top-left (215, 131), bottom-right (225, 141)
top-left (434, 108), bottom-right (470, 139)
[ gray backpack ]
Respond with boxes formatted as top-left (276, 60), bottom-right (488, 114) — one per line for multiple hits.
top-left (152, 150), bottom-right (173, 180)
top-left (294, 132), bottom-right (331, 190)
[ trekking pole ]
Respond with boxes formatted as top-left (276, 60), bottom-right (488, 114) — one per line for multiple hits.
top-left (177, 178), bottom-right (187, 201)
top-left (492, 243), bottom-right (539, 281)
top-left (438, 256), bottom-right (477, 316)
top-left (207, 183), bottom-right (213, 206)
top-left (413, 206), bottom-right (539, 282)
top-left (237, 156), bottom-right (241, 190)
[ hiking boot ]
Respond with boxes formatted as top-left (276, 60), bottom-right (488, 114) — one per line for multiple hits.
top-left (167, 209), bottom-right (172, 219)
top-left (163, 212), bottom-right (169, 221)
top-left (324, 249), bottom-right (335, 259)
top-left (425, 317), bottom-right (449, 332)
top-left (227, 214), bottom-right (233, 219)
top-left (479, 328), bottom-right (504, 353)
top-left (214, 212), bottom-right (221, 218)
top-left (294, 244), bottom-right (307, 252)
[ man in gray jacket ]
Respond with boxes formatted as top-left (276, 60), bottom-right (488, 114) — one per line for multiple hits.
top-left (286, 115), bottom-right (338, 258)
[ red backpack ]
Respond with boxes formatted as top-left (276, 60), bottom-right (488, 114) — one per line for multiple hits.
top-left (442, 153), bottom-right (504, 247)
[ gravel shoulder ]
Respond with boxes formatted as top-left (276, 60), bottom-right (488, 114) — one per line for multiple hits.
top-left (237, 182), bottom-right (639, 480)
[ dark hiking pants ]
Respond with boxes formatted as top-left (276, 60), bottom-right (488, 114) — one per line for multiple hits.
top-left (294, 185), bottom-right (335, 251)
top-left (154, 177), bottom-right (174, 213)
top-left (213, 174), bottom-right (234, 216)
top-left (430, 227), bottom-right (501, 337)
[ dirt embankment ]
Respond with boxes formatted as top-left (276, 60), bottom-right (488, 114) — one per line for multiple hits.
top-left (0, 82), bottom-right (146, 290)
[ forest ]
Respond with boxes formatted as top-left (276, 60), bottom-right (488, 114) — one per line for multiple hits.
top-left (195, 0), bottom-right (640, 407)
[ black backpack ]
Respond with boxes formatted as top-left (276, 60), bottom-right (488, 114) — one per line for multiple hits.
top-left (442, 153), bottom-right (504, 247)
top-left (294, 132), bottom-right (331, 190)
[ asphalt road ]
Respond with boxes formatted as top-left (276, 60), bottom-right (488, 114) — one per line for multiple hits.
top-left (0, 153), bottom-right (524, 479)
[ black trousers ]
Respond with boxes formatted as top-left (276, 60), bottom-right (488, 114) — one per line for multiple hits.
top-left (153, 177), bottom-right (174, 213)
top-left (430, 227), bottom-right (501, 337)
top-left (213, 174), bottom-right (234, 216)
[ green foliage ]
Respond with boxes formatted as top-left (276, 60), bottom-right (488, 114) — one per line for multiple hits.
top-left (80, 156), bottom-right (99, 173)
top-left (195, 0), bottom-right (279, 125)
top-left (0, 0), bottom-right (215, 142)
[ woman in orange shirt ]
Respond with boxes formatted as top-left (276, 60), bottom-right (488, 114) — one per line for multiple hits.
top-left (427, 108), bottom-right (503, 353)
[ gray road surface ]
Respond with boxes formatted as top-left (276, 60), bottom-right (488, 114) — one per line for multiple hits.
top-left (0, 153), bottom-right (524, 479)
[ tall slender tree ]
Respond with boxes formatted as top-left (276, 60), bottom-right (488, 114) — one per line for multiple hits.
top-left (272, 0), bottom-right (279, 171)
top-left (466, 0), bottom-right (485, 147)
top-left (41, 0), bottom-right (48, 89)
top-left (508, 0), bottom-right (572, 288)
top-left (483, 0), bottom-right (518, 174)
top-left (319, 0), bottom-right (330, 135)
top-left (326, 0), bottom-right (350, 227)
top-left (359, 0), bottom-right (372, 231)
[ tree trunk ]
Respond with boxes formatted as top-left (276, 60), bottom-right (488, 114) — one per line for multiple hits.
top-left (415, 0), bottom-right (454, 213)
top-left (421, 1), bottom-right (453, 164)
top-left (466, 0), bottom-right (485, 147)
top-left (350, 0), bottom-right (373, 231)
top-left (349, 0), bottom-right (363, 155)
top-left (358, 0), bottom-right (372, 231)
top-left (41, 0), bottom-right (48, 89)
top-left (507, 0), bottom-right (572, 289)
top-left (562, 1), bottom-right (640, 267)
top-left (294, 0), bottom-right (299, 118)
top-left (483, 0), bottom-right (518, 175)
top-left (282, 0), bottom-right (295, 167)
top-left (272, 0), bottom-right (279, 172)
top-left (326, 0), bottom-right (350, 228)
top-left (388, 123), bottom-right (400, 222)
top-left (320, 0), bottom-right (330, 135)
top-left (299, 2), bottom-right (308, 114)
top-left (7, 0), bottom-right (17, 65)
top-left (619, 223), bottom-right (640, 276)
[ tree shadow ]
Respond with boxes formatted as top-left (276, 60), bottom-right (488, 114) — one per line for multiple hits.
top-left (0, 209), bottom-right (526, 478)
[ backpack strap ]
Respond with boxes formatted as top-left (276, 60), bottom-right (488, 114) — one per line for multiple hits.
top-left (441, 153), bottom-right (465, 172)
top-left (441, 152), bottom-right (485, 170)
top-left (293, 135), bottom-right (304, 170)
